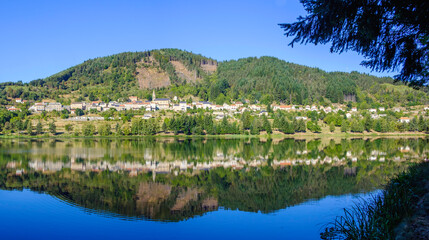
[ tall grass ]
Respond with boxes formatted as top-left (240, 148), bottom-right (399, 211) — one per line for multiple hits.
top-left (321, 162), bottom-right (429, 240)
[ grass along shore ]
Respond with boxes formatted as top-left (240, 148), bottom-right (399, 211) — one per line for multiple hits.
top-left (0, 129), bottom-right (427, 140)
top-left (321, 161), bottom-right (429, 239)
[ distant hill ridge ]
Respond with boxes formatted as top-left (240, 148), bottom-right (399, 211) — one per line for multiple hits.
top-left (33, 49), bottom-right (217, 90)
top-left (1, 48), bottom-right (428, 106)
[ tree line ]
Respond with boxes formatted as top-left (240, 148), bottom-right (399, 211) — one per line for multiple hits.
top-left (2, 107), bottom-right (428, 136)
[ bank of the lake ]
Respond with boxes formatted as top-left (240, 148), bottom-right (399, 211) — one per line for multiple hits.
top-left (0, 131), bottom-right (427, 140)
top-left (322, 161), bottom-right (429, 239)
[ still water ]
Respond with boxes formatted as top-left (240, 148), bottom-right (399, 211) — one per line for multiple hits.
top-left (0, 137), bottom-right (427, 239)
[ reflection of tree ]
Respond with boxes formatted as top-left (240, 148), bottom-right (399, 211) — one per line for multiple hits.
top-left (1, 138), bottom-right (428, 165)
top-left (212, 163), bottom-right (407, 213)
top-left (0, 157), bottom-right (410, 221)
top-left (0, 137), bottom-right (427, 221)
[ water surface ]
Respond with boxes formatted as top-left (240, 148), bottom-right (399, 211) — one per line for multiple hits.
top-left (0, 137), bottom-right (426, 239)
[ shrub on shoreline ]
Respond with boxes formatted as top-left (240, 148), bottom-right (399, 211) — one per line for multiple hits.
top-left (321, 161), bottom-right (429, 239)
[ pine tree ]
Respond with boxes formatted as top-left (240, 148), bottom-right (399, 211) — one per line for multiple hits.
top-left (374, 120), bottom-right (382, 132)
top-left (262, 115), bottom-right (272, 134)
top-left (250, 118), bottom-right (260, 135)
top-left (364, 115), bottom-right (373, 132)
top-left (162, 121), bottom-right (167, 133)
top-left (49, 122), bottom-right (56, 135)
top-left (350, 119), bottom-right (364, 133)
top-left (409, 118), bottom-right (418, 132)
top-left (115, 123), bottom-right (120, 135)
top-left (36, 122), bottom-right (43, 135)
top-left (329, 122), bottom-right (335, 132)
top-left (273, 113), bottom-right (281, 129)
top-left (341, 120), bottom-right (349, 133)
top-left (418, 115), bottom-right (426, 132)
top-left (297, 119), bottom-right (306, 132)
top-left (307, 121), bottom-right (321, 133)
top-left (241, 111), bottom-right (251, 130)
top-left (26, 122), bottom-right (33, 135)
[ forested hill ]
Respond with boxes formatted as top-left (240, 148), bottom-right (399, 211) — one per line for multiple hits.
top-left (216, 57), bottom-right (411, 105)
top-left (1, 49), bottom-right (428, 106)
top-left (30, 48), bottom-right (217, 91)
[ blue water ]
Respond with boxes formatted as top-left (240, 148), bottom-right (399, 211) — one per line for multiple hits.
top-left (1, 138), bottom-right (415, 239)
top-left (0, 189), bottom-right (376, 240)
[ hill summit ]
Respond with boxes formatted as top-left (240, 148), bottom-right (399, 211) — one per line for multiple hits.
top-left (0, 48), bottom-right (428, 107)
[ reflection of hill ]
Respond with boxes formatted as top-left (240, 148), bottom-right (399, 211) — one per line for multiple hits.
top-left (171, 188), bottom-right (201, 211)
top-left (0, 137), bottom-right (426, 221)
top-left (136, 183), bottom-right (171, 218)
top-left (217, 166), bottom-right (375, 212)
top-left (0, 160), bottom-right (410, 221)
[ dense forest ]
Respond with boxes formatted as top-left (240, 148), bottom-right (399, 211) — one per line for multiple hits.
top-left (0, 49), bottom-right (428, 106)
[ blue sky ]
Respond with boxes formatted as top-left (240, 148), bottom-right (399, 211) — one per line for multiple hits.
top-left (0, 0), bottom-right (396, 83)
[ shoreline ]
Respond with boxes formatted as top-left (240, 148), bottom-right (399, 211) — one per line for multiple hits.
top-left (321, 161), bottom-right (429, 239)
top-left (0, 131), bottom-right (427, 140)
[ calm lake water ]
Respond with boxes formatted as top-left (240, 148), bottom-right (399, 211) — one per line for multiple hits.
top-left (0, 137), bottom-right (427, 239)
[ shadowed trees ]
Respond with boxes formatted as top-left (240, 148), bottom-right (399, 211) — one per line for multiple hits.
top-left (280, 0), bottom-right (429, 85)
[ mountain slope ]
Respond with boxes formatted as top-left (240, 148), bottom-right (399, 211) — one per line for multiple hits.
top-left (30, 49), bottom-right (217, 91)
top-left (216, 57), bottom-right (403, 104)
top-left (0, 49), bottom-right (428, 107)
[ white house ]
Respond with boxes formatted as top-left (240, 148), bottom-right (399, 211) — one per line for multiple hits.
top-left (259, 110), bottom-right (268, 116)
top-left (235, 102), bottom-right (244, 108)
top-left (7, 106), bottom-right (20, 112)
top-left (250, 104), bottom-right (261, 111)
top-left (71, 102), bottom-right (85, 110)
top-left (399, 117), bottom-right (411, 123)
top-left (142, 113), bottom-right (153, 119)
top-left (273, 105), bottom-right (292, 111)
top-left (45, 102), bottom-right (63, 112)
top-left (29, 102), bottom-right (46, 112)
top-left (324, 107), bottom-right (332, 113)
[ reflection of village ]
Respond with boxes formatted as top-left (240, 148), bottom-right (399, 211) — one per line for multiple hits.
top-left (2, 140), bottom-right (427, 221)
top-left (7, 145), bottom-right (423, 177)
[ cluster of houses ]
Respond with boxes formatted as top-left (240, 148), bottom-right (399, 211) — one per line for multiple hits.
top-left (24, 92), bottom-right (252, 115)
top-left (22, 97), bottom-right (340, 115)
top-left (5, 90), bottom-right (427, 124)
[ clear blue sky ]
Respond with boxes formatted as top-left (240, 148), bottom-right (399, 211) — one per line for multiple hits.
top-left (0, 0), bottom-right (396, 83)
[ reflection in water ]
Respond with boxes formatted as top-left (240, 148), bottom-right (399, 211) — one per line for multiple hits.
top-left (0, 137), bottom-right (427, 221)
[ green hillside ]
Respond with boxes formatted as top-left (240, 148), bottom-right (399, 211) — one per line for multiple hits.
top-left (213, 57), bottom-right (428, 106)
top-left (0, 49), bottom-right (427, 107)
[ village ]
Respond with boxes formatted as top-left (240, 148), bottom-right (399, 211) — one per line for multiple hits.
top-left (5, 90), bottom-right (428, 125)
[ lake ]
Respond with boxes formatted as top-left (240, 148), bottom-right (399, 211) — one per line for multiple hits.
top-left (0, 137), bottom-right (427, 239)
